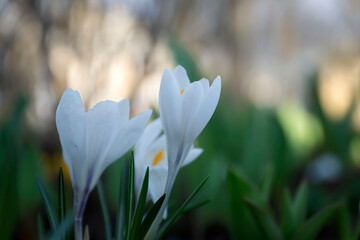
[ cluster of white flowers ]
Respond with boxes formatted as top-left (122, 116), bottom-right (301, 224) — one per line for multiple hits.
top-left (56, 65), bottom-right (221, 239)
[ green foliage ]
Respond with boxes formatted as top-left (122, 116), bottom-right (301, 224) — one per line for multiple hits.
top-left (130, 168), bottom-right (149, 239)
top-left (97, 181), bottom-right (112, 240)
top-left (292, 202), bottom-right (342, 240)
top-left (156, 176), bottom-right (210, 240)
top-left (244, 197), bottom-right (283, 240)
top-left (0, 96), bottom-right (26, 240)
top-left (227, 167), bottom-right (342, 240)
top-left (116, 160), bottom-right (128, 240)
top-left (37, 168), bottom-right (72, 239)
top-left (58, 167), bottom-right (67, 240)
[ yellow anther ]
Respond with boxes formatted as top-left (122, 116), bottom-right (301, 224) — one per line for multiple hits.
top-left (180, 89), bottom-right (184, 94)
top-left (152, 150), bottom-right (164, 166)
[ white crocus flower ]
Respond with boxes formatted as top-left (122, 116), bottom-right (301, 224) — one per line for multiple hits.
top-left (134, 118), bottom-right (202, 217)
top-left (56, 89), bottom-right (152, 240)
top-left (146, 66), bottom-right (221, 239)
top-left (159, 65), bottom-right (221, 194)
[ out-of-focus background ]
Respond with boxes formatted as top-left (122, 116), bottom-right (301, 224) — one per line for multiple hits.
top-left (0, 0), bottom-right (360, 239)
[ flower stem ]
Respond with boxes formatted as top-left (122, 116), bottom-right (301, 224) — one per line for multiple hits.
top-left (144, 172), bottom-right (176, 240)
top-left (73, 188), bottom-right (90, 240)
top-left (74, 218), bottom-right (83, 240)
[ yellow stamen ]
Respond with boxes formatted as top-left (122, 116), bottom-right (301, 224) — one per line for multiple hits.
top-left (152, 150), bottom-right (164, 166)
top-left (180, 89), bottom-right (184, 94)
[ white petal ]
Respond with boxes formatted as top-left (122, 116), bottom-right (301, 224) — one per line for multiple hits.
top-left (85, 100), bottom-right (124, 168)
top-left (198, 78), bottom-right (210, 94)
top-left (117, 99), bottom-right (130, 122)
top-left (182, 147), bottom-right (203, 166)
top-left (135, 164), bottom-right (148, 201)
top-left (173, 65), bottom-right (190, 90)
top-left (135, 118), bottom-right (162, 158)
top-left (187, 76), bottom-right (221, 143)
top-left (98, 109), bottom-right (153, 178)
top-left (181, 81), bottom-right (204, 144)
top-left (148, 166), bottom-right (168, 204)
top-left (159, 69), bottom-right (182, 164)
top-left (56, 89), bottom-right (86, 187)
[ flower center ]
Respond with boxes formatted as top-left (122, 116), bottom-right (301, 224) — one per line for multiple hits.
top-left (180, 89), bottom-right (184, 94)
top-left (152, 150), bottom-right (164, 166)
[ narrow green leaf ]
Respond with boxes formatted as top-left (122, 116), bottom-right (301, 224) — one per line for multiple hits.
top-left (137, 194), bottom-right (166, 240)
top-left (281, 189), bottom-right (295, 239)
top-left (58, 167), bottom-right (66, 240)
top-left (125, 153), bottom-right (135, 240)
top-left (338, 205), bottom-right (351, 240)
top-left (97, 180), bottom-right (112, 240)
top-left (227, 168), bottom-right (263, 239)
top-left (156, 176), bottom-right (209, 240)
top-left (353, 213), bottom-right (360, 240)
top-left (260, 166), bottom-right (274, 201)
top-left (292, 202), bottom-right (342, 240)
top-left (226, 168), bottom-right (268, 210)
top-left (182, 199), bottom-right (211, 213)
top-left (38, 215), bottom-right (45, 240)
top-left (36, 177), bottom-right (57, 230)
top-left (244, 197), bottom-right (283, 240)
top-left (130, 167), bottom-right (149, 239)
top-left (48, 213), bottom-right (73, 240)
top-left (293, 182), bottom-right (308, 226)
top-left (116, 160), bottom-right (127, 240)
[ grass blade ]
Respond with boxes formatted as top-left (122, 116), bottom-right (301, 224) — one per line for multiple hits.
top-left (245, 197), bottom-right (283, 240)
top-left (116, 160), bottom-right (127, 240)
top-left (48, 213), bottom-right (73, 240)
top-left (130, 167), bottom-right (149, 239)
top-left (156, 176), bottom-right (209, 240)
top-left (36, 177), bottom-right (57, 230)
top-left (293, 182), bottom-right (308, 226)
top-left (38, 215), bottom-right (45, 240)
top-left (182, 199), bottom-right (211, 213)
top-left (58, 167), bottom-right (66, 240)
top-left (124, 153), bottom-right (135, 240)
top-left (292, 202), bottom-right (342, 240)
top-left (137, 194), bottom-right (166, 240)
top-left (97, 180), bottom-right (112, 240)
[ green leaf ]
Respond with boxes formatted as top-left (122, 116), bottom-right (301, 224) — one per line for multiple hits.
top-left (58, 167), bottom-right (66, 240)
top-left (116, 161), bottom-right (127, 240)
top-left (244, 197), bottom-right (283, 240)
top-left (97, 180), bottom-right (112, 240)
top-left (182, 199), bottom-right (211, 213)
top-left (353, 214), bottom-right (360, 240)
top-left (281, 189), bottom-right (295, 239)
top-left (292, 202), bottom-right (342, 240)
top-left (37, 215), bottom-right (45, 240)
top-left (293, 182), bottom-right (308, 226)
top-left (156, 176), bottom-right (209, 240)
top-left (226, 168), bottom-right (264, 239)
top-left (259, 165), bottom-right (274, 202)
top-left (36, 177), bottom-right (57, 230)
top-left (226, 168), bottom-right (267, 209)
top-left (137, 194), bottom-right (166, 240)
top-left (130, 167), bottom-right (149, 239)
top-left (48, 213), bottom-right (73, 240)
top-left (338, 205), bottom-right (351, 240)
top-left (125, 153), bottom-right (135, 240)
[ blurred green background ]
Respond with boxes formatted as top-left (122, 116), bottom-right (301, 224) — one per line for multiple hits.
top-left (1, 0), bottom-right (360, 239)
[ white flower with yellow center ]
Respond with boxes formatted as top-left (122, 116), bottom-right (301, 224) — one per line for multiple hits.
top-left (159, 65), bottom-right (221, 193)
top-left (146, 65), bottom-right (221, 239)
top-left (134, 118), bottom-right (202, 216)
top-left (56, 89), bottom-right (152, 240)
